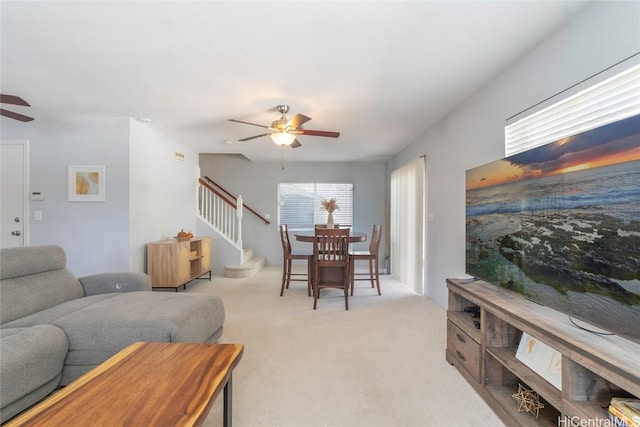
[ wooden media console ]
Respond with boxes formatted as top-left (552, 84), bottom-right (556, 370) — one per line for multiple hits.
top-left (446, 278), bottom-right (640, 427)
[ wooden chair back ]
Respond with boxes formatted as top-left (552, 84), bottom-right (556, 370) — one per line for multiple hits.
top-left (312, 227), bottom-right (351, 310)
top-left (279, 224), bottom-right (293, 257)
top-left (279, 224), bottom-right (312, 297)
top-left (368, 224), bottom-right (382, 255)
top-left (314, 228), bottom-right (350, 262)
top-left (350, 224), bottom-right (383, 296)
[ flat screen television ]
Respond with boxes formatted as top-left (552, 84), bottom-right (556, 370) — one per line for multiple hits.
top-left (465, 114), bottom-right (640, 344)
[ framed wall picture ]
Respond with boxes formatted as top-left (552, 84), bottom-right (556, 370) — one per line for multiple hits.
top-left (68, 165), bottom-right (106, 202)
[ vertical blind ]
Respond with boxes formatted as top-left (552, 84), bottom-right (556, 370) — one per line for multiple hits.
top-left (278, 182), bottom-right (353, 229)
top-left (390, 156), bottom-right (426, 295)
top-left (505, 58), bottom-right (640, 156)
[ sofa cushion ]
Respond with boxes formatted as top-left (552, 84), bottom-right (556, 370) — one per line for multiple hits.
top-left (0, 325), bottom-right (68, 423)
top-left (0, 245), bottom-right (66, 280)
top-left (1, 246), bottom-right (84, 325)
top-left (3, 291), bottom-right (225, 385)
top-left (60, 292), bottom-right (225, 384)
top-left (1, 294), bottom-right (115, 329)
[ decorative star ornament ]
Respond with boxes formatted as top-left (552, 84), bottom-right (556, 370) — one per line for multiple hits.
top-left (512, 384), bottom-right (544, 418)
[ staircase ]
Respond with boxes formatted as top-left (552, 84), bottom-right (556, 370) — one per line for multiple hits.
top-left (197, 177), bottom-right (268, 278)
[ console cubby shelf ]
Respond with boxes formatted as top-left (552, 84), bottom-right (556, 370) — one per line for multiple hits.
top-left (485, 346), bottom-right (562, 410)
top-left (446, 278), bottom-right (640, 427)
top-left (447, 310), bottom-right (480, 341)
top-left (484, 384), bottom-right (559, 427)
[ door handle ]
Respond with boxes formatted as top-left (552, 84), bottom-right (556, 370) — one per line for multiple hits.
top-left (11, 230), bottom-right (21, 236)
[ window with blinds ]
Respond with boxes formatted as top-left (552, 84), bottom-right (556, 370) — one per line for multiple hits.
top-left (505, 58), bottom-right (640, 156)
top-left (278, 182), bottom-right (353, 229)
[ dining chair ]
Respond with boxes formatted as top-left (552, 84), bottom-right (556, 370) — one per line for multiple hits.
top-left (279, 224), bottom-right (313, 297)
top-left (350, 224), bottom-right (382, 296)
top-left (312, 227), bottom-right (351, 310)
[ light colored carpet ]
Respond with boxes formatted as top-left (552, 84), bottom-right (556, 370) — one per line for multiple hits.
top-left (188, 266), bottom-right (504, 427)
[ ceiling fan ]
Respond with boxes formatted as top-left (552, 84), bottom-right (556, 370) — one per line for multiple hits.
top-left (229, 105), bottom-right (339, 148)
top-left (0, 94), bottom-right (34, 122)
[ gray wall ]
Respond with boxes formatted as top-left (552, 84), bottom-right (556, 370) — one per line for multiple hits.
top-left (2, 116), bottom-right (199, 277)
top-left (391, 0), bottom-right (640, 308)
top-left (1, 115), bottom-right (132, 276)
top-left (199, 154), bottom-right (388, 266)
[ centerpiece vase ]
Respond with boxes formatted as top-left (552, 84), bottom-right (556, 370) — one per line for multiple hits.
top-left (327, 211), bottom-right (334, 229)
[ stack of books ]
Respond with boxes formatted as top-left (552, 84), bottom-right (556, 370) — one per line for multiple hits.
top-left (609, 397), bottom-right (640, 427)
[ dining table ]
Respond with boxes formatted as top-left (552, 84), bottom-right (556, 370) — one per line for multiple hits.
top-left (293, 230), bottom-right (367, 243)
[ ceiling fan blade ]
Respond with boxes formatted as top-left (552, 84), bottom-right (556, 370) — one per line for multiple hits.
top-left (290, 139), bottom-right (302, 148)
top-left (286, 114), bottom-right (311, 130)
top-left (0, 94), bottom-right (30, 107)
top-left (0, 108), bottom-right (34, 122)
top-left (229, 119), bottom-right (269, 129)
top-left (238, 133), bottom-right (272, 142)
top-left (298, 129), bottom-right (340, 138)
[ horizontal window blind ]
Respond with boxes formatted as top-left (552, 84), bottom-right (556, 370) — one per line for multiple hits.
top-left (505, 59), bottom-right (640, 156)
top-left (278, 182), bottom-right (353, 229)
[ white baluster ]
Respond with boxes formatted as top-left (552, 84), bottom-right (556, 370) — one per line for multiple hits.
top-left (236, 195), bottom-right (243, 247)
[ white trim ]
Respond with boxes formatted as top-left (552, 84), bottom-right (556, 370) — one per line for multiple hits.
top-left (505, 54), bottom-right (640, 156)
top-left (23, 140), bottom-right (29, 246)
top-left (1, 139), bottom-right (30, 246)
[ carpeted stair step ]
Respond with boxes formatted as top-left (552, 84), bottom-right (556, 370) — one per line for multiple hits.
top-left (224, 249), bottom-right (265, 278)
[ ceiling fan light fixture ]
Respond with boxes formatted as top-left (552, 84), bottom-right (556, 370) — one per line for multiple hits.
top-left (229, 105), bottom-right (338, 148)
top-left (270, 131), bottom-right (296, 146)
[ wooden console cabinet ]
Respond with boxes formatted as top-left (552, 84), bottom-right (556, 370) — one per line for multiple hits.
top-left (447, 278), bottom-right (640, 427)
top-left (147, 237), bottom-right (211, 290)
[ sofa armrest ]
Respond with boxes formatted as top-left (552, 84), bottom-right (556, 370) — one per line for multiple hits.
top-left (78, 272), bottom-right (152, 295)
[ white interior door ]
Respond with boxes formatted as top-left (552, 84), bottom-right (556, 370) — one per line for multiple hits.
top-left (1, 140), bottom-right (29, 248)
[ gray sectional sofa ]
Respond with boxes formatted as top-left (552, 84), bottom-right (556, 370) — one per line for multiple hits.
top-left (0, 245), bottom-right (226, 423)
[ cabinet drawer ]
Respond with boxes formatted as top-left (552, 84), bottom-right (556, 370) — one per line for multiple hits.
top-left (447, 320), bottom-right (481, 382)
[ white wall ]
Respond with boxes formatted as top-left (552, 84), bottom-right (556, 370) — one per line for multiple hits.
top-left (199, 154), bottom-right (387, 267)
top-left (129, 119), bottom-right (198, 273)
top-left (391, 1), bottom-right (640, 308)
top-left (1, 115), bottom-right (131, 276)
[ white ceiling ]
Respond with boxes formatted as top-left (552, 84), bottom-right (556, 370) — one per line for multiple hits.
top-left (1, 1), bottom-right (590, 162)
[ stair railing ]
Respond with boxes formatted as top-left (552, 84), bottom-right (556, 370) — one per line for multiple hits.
top-left (203, 176), bottom-right (270, 225)
top-left (198, 179), bottom-right (243, 248)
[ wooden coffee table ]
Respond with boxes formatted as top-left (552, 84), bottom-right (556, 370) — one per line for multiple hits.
top-left (5, 342), bottom-right (244, 427)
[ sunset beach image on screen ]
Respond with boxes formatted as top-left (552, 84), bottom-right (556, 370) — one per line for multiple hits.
top-left (465, 114), bottom-right (640, 343)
